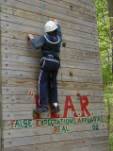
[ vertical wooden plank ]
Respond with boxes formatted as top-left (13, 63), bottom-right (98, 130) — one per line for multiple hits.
top-left (0, 3), bottom-right (3, 151)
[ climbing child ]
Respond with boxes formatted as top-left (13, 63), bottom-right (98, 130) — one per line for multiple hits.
top-left (28, 20), bottom-right (62, 113)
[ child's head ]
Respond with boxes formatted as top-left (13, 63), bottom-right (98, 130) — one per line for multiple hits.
top-left (44, 20), bottom-right (58, 33)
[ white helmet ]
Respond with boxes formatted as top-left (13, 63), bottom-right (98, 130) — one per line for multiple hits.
top-left (44, 21), bottom-right (58, 33)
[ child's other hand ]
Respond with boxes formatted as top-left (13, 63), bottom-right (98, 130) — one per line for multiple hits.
top-left (28, 34), bottom-right (34, 40)
top-left (50, 18), bottom-right (59, 25)
top-left (53, 19), bottom-right (59, 25)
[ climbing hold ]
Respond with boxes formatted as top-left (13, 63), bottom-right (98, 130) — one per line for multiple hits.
top-left (69, 71), bottom-right (73, 77)
top-left (70, 5), bottom-right (73, 11)
top-left (62, 42), bottom-right (66, 47)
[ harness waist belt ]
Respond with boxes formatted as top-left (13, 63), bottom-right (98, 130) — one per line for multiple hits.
top-left (41, 57), bottom-right (59, 63)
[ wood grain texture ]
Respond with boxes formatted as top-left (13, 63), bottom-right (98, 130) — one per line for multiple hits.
top-left (0, 0), bottom-right (96, 27)
top-left (0, 7), bottom-right (3, 151)
top-left (3, 139), bottom-right (109, 151)
top-left (2, 103), bottom-right (106, 114)
top-left (3, 126), bottom-right (108, 139)
top-left (0, 0), bottom-right (108, 151)
top-left (2, 129), bottom-right (108, 147)
top-left (2, 94), bottom-right (104, 104)
top-left (2, 110), bottom-right (106, 121)
top-left (0, 9), bottom-right (97, 38)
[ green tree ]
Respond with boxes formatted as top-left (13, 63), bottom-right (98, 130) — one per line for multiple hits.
top-left (94, 0), bottom-right (112, 85)
top-left (93, 1), bottom-right (113, 150)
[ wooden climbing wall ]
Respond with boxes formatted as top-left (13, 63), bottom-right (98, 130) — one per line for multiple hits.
top-left (0, 0), bottom-right (109, 151)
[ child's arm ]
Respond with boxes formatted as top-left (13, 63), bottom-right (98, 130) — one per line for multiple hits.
top-left (57, 24), bottom-right (62, 40)
top-left (54, 20), bottom-right (62, 40)
top-left (28, 34), bottom-right (45, 49)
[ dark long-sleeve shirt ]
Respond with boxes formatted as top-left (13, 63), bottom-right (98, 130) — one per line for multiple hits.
top-left (31, 24), bottom-right (62, 57)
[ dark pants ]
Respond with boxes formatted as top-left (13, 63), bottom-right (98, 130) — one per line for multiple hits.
top-left (38, 69), bottom-right (58, 108)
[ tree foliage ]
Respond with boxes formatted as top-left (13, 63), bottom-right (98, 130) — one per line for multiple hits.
top-left (94, 0), bottom-right (112, 85)
top-left (93, 1), bottom-right (113, 150)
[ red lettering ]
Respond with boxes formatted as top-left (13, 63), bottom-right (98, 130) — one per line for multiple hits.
top-left (33, 111), bottom-right (40, 120)
top-left (63, 96), bottom-right (78, 118)
top-left (35, 95), bottom-right (40, 108)
top-left (30, 92), bottom-right (91, 119)
top-left (80, 96), bottom-right (91, 116)
top-left (50, 113), bottom-right (60, 118)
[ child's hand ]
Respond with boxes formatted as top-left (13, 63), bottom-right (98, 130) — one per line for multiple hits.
top-left (53, 19), bottom-right (59, 25)
top-left (50, 18), bottom-right (59, 25)
top-left (28, 34), bottom-right (34, 40)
